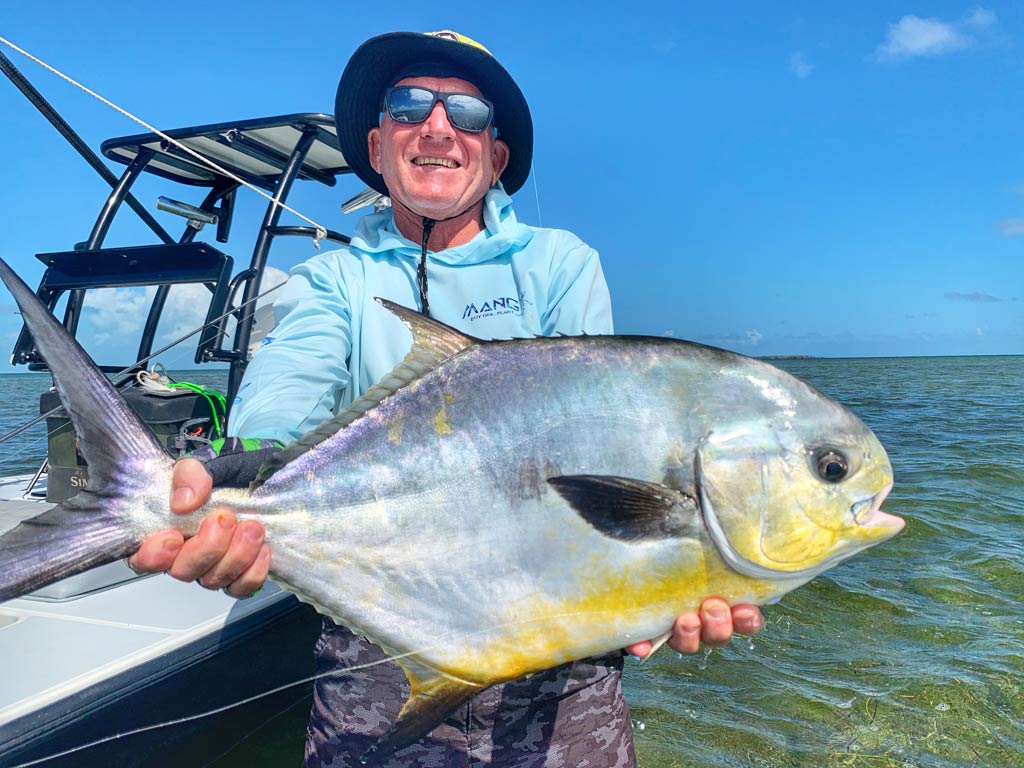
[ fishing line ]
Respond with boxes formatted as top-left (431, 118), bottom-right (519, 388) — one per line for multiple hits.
top-left (197, 688), bottom-right (311, 768)
top-left (6, 605), bottom-right (627, 767)
top-left (0, 36), bottom-right (328, 247)
top-left (530, 161), bottom-right (543, 228)
top-left (5, 649), bottom-right (438, 768)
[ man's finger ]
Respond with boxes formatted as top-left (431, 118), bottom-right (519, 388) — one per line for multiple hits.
top-left (128, 530), bottom-right (184, 573)
top-left (699, 597), bottom-right (733, 648)
top-left (731, 604), bottom-right (765, 635)
top-left (168, 512), bottom-right (236, 582)
top-left (197, 520), bottom-right (266, 589)
top-left (171, 457), bottom-right (213, 514)
top-left (668, 612), bottom-right (702, 654)
top-left (223, 544), bottom-right (272, 599)
top-left (625, 640), bottom-right (653, 659)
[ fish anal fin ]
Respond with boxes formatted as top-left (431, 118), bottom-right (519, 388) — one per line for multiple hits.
top-left (548, 475), bottom-right (701, 542)
top-left (361, 665), bottom-right (480, 765)
top-left (643, 630), bottom-right (673, 661)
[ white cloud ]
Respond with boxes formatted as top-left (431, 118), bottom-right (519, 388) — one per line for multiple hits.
top-left (965, 7), bottom-right (997, 28)
top-left (875, 8), bottom-right (997, 60)
top-left (999, 218), bottom-right (1024, 236)
top-left (83, 286), bottom-right (157, 345)
top-left (219, 266), bottom-right (289, 356)
top-left (700, 329), bottom-right (765, 350)
top-left (789, 52), bottom-right (815, 79)
top-left (257, 266), bottom-right (288, 306)
top-left (79, 266), bottom-right (291, 364)
top-left (157, 284), bottom-right (220, 346)
top-left (945, 291), bottom-right (1001, 302)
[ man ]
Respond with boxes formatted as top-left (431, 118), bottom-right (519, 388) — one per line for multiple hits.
top-left (131, 31), bottom-right (764, 766)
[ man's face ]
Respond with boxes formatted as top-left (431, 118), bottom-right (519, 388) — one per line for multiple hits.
top-left (368, 76), bottom-right (510, 220)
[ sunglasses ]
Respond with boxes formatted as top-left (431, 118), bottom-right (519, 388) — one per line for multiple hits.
top-left (383, 86), bottom-right (495, 134)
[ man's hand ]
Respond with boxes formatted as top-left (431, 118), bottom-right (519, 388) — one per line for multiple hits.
top-left (127, 458), bottom-right (271, 598)
top-left (626, 599), bottom-right (765, 658)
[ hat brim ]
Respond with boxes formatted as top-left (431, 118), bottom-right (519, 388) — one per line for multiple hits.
top-left (335, 32), bottom-right (533, 197)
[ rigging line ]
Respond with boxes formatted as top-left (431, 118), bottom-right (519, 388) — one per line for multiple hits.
top-left (0, 278), bottom-right (288, 446)
top-left (6, 602), bottom-right (612, 768)
top-left (0, 36), bottom-right (328, 247)
top-left (530, 161), bottom-right (543, 228)
top-left (6, 649), bottom-right (431, 768)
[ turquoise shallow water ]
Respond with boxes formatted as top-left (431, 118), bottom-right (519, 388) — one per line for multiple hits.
top-left (0, 355), bottom-right (1021, 767)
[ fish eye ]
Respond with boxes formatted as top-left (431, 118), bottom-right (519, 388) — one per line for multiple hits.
top-left (815, 450), bottom-right (849, 482)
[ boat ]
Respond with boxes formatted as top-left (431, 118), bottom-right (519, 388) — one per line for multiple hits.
top-left (0, 56), bottom-right (374, 767)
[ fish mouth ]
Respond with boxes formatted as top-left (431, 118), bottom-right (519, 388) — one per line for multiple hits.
top-left (698, 462), bottom-right (903, 582)
top-left (851, 482), bottom-right (905, 532)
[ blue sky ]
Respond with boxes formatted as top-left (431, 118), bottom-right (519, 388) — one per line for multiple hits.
top-left (0, 2), bottom-right (1021, 369)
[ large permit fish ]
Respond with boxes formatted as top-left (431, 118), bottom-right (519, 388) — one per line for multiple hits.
top-left (0, 257), bottom-right (904, 762)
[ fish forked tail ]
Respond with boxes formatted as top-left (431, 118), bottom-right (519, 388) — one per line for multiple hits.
top-left (0, 257), bottom-right (173, 602)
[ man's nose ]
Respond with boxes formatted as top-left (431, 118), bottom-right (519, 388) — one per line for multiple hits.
top-left (421, 101), bottom-right (454, 137)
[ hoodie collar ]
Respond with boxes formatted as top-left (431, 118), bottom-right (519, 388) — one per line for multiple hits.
top-left (349, 183), bottom-right (535, 265)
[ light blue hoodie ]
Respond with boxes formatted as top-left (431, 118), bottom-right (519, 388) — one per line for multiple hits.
top-left (229, 185), bottom-right (613, 443)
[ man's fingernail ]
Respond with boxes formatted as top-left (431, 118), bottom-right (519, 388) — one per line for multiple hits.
top-left (217, 513), bottom-right (234, 530)
top-left (708, 604), bottom-right (728, 620)
top-left (172, 487), bottom-right (194, 508)
top-left (162, 537), bottom-right (181, 552)
top-left (243, 522), bottom-right (263, 541)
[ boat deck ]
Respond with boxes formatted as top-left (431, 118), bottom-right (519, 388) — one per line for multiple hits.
top-left (0, 475), bottom-right (318, 767)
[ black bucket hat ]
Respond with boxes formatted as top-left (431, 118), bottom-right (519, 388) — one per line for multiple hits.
top-left (334, 30), bottom-right (533, 197)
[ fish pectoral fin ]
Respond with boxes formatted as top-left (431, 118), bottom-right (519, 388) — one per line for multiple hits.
top-left (548, 475), bottom-right (701, 542)
top-left (361, 665), bottom-right (481, 765)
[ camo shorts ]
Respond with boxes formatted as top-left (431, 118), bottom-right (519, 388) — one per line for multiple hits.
top-left (304, 619), bottom-right (637, 768)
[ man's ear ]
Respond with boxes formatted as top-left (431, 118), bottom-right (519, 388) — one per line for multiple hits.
top-left (491, 139), bottom-right (510, 185)
top-left (368, 128), bottom-right (382, 173)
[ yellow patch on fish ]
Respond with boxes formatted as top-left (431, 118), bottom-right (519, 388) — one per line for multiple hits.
top-left (442, 619), bottom-right (579, 684)
top-left (434, 408), bottom-right (452, 436)
top-left (440, 545), bottom-right (782, 685)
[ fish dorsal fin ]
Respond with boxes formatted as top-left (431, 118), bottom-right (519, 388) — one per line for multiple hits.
top-left (362, 658), bottom-right (481, 764)
top-left (548, 475), bottom-right (701, 542)
top-left (253, 300), bottom-right (478, 485)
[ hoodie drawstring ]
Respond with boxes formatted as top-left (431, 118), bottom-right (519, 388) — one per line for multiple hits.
top-left (419, 216), bottom-right (436, 316)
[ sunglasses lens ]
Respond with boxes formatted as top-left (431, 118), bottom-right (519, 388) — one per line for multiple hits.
top-left (387, 87), bottom-right (434, 124)
top-left (385, 87), bottom-right (493, 133)
top-left (445, 94), bottom-right (492, 133)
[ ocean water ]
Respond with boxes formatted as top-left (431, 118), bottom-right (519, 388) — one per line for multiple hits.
top-left (0, 356), bottom-right (1020, 767)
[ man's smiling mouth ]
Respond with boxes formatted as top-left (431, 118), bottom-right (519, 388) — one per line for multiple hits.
top-left (413, 157), bottom-right (460, 168)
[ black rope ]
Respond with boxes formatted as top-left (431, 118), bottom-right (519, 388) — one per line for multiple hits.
top-left (400, 198), bottom-right (483, 318)
top-left (419, 217), bottom-right (436, 316)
